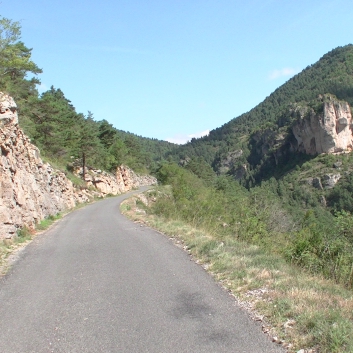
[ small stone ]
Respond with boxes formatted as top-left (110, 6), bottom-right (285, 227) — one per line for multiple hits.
top-left (284, 319), bottom-right (296, 329)
top-left (320, 195), bottom-right (327, 207)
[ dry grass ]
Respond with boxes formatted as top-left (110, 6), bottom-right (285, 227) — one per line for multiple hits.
top-left (121, 192), bottom-right (353, 353)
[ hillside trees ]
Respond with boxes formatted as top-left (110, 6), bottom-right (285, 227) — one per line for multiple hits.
top-left (0, 17), bottom-right (41, 82)
top-left (74, 112), bottom-right (103, 179)
top-left (25, 85), bottom-right (175, 173)
top-left (0, 16), bottom-right (41, 105)
top-left (184, 157), bottom-right (216, 186)
top-left (0, 16), bottom-right (175, 175)
top-left (153, 160), bottom-right (353, 288)
top-left (29, 87), bottom-right (81, 158)
top-left (25, 87), bottom-right (153, 173)
top-left (0, 16), bottom-right (42, 135)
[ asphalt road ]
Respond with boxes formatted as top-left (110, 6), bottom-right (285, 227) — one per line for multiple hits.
top-left (0, 188), bottom-right (284, 353)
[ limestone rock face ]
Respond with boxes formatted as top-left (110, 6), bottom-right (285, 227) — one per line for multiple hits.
top-left (0, 108), bottom-right (78, 238)
top-left (116, 165), bottom-right (158, 192)
top-left (75, 165), bottom-right (157, 196)
top-left (292, 97), bottom-right (353, 155)
top-left (217, 150), bottom-right (246, 178)
top-left (304, 174), bottom-right (341, 190)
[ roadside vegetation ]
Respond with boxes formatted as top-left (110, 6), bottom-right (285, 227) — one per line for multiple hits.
top-left (121, 162), bottom-right (353, 353)
top-left (152, 161), bottom-right (353, 289)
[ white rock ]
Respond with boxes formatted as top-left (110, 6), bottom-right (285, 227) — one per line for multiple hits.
top-left (292, 97), bottom-right (353, 155)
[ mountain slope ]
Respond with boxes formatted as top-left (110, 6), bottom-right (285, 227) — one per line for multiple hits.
top-left (168, 44), bottom-right (353, 173)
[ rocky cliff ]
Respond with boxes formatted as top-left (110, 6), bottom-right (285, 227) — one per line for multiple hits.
top-left (292, 96), bottom-right (353, 155)
top-left (221, 95), bottom-right (353, 184)
top-left (0, 93), bottom-right (157, 240)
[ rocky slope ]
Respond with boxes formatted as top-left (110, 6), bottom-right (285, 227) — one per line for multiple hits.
top-left (0, 93), bottom-right (157, 240)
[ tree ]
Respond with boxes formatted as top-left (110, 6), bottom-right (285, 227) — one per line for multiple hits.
top-left (29, 87), bottom-right (80, 158)
top-left (0, 17), bottom-right (41, 86)
top-left (74, 112), bottom-right (102, 181)
top-left (98, 119), bottom-right (117, 149)
top-left (184, 157), bottom-right (216, 186)
top-left (0, 16), bottom-right (42, 134)
top-left (109, 138), bottom-right (128, 168)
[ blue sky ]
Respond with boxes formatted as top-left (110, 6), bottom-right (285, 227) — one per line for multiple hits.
top-left (2, 0), bottom-right (353, 143)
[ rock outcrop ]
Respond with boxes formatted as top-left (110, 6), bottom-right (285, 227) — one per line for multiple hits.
top-left (219, 96), bottom-right (353, 183)
top-left (304, 174), bottom-right (341, 190)
top-left (0, 94), bottom-right (18, 125)
top-left (0, 93), bottom-right (157, 240)
top-left (0, 93), bottom-right (80, 238)
top-left (75, 165), bottom-right (157, 196)
top-left (116, 165), bottom-right (157, 190)
top-left (217, 150), bottom-right (243, 174)
top-left (292, 96), bottom-right (353, 155)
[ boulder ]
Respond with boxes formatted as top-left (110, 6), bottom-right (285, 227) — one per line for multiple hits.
top-left (74, 165), bottom-right (157, 196)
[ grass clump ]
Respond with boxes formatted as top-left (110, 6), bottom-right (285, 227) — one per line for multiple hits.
top-left (16, 226), bottom-right (32, 242)
top-left (35, 213), bottom-right (61, 231)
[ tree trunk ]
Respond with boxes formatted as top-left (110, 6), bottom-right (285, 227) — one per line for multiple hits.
top-left (82, 152), bottom-right (86, 182)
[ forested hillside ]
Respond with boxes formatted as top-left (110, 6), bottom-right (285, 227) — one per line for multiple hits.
top-left (167, 45), bottom-right (353, 169)
top-left (0, 17), bottom-right (176, 175)
top-left (18, 86), bottom-right (176, 173)
top-left (152, 43), bottom-right (353, 291)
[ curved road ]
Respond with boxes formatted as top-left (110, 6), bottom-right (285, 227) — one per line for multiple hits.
top-left (0, 188), bottom-right (283, 353)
